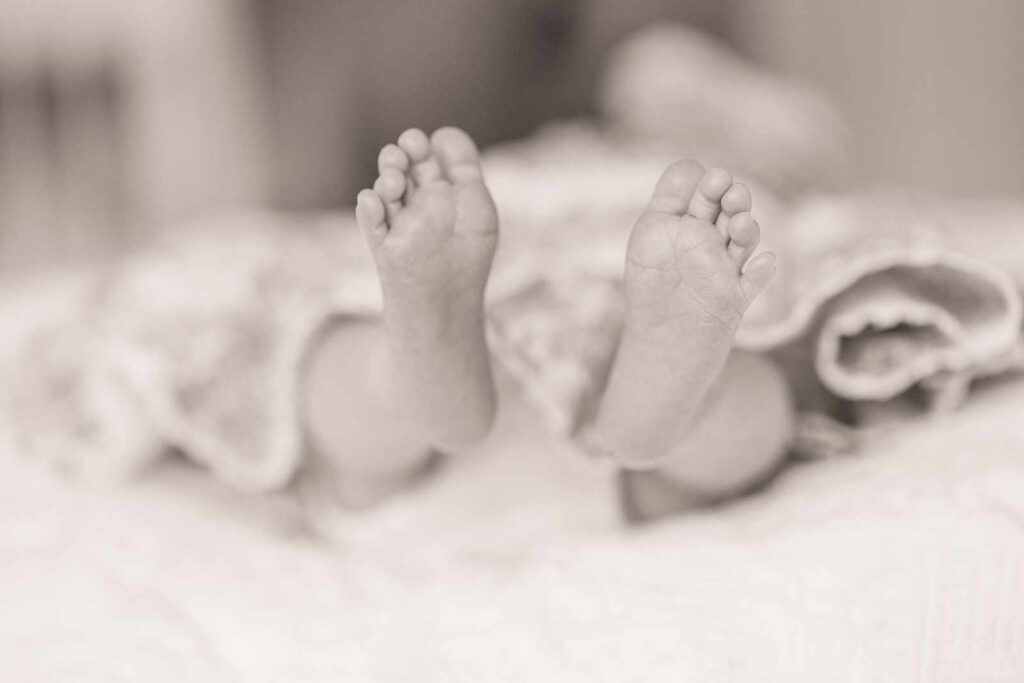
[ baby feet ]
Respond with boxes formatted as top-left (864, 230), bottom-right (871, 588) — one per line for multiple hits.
top-left (357, 127), bottom-right (498, 300)
top-left (624, 160), bottom-right (774, 336)
top-left (587, 161), bottom-right (775, 466)
top-left (356, 127), bottom-right (499, 447)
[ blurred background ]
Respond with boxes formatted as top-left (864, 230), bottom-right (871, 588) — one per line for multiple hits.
top-left (1, 0), bottom-right (1022, 268)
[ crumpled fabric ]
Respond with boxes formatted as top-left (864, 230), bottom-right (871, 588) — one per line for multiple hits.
top-left (1, 212), bottom-right (381, 491)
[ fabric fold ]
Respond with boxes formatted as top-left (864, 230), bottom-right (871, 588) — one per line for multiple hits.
top-left (738, 197), bottom-right (1023, 411)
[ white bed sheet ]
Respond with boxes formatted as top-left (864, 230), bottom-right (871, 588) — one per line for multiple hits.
top-left (3, 367), bottom-right (1024, 681)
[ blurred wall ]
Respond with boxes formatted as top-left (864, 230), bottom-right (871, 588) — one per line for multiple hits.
top-left (4, 0), bottom-right (1023, 268)
top-left (257, 0), bottom-right (727, 209)
top-left (732, 0), bottom-right (1024, 197)
top-left (0, 0), bottom-right (271, 267)
top-left (263, 0), bottom-right (1024, 206)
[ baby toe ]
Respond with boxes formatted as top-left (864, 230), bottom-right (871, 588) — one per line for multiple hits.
top-left (726, 213), bottom-right (760, 267)
top-left (373, 167), bottom-right (406, 222)
top-left (411, 155), bottom-right (444, 187)
top-left (374, 167), bottom-right (406, 203)
top-left (398, 129), bottom-right (443, 186)
top-left (378, 144), bottom-right (409, 174)
top-left (397, 128), bottom-right (431, 161)
top-left (740, 252), bottom-right (776, 304)
top-left (721, 183), bottom-right (752, 216)
top-left (647, 159), bottom-right (705, 215)
top-left (356, 189), bottom-right (388, 248)
top-left (716, 182), bottom-right (751, 237)
top-left (430, 127), bottom-right (483, 184)
top-left (686, 168), bottom-right (732, 224)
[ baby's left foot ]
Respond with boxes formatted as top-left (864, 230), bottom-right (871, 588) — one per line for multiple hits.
top-left (586, 161), bottom-right (775, 467)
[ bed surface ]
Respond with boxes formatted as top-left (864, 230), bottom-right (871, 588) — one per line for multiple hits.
top-left (3, 370), bottom-right (1024, 681)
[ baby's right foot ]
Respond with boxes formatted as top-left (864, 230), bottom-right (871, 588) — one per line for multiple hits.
top-left (355, 127), bottom-right (499, 447)
top-left (586, 160), bottom-right (775, 467)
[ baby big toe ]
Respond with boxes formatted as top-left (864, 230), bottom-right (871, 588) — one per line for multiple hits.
top-left (647, 159), bottom-right (705, 215)
top-left (431, 127), bottom-right (483, 184)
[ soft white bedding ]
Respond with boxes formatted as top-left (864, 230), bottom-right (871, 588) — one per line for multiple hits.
top-left (3, 371), bottom-right (1024, 681)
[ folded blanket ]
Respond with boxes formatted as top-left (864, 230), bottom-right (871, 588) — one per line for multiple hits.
top-left (0, 213), bottom-right (382, 491)
top-left (0, 270), bottom-right (164, 483)
top-left (740, 196), bottom-right (1023, 415)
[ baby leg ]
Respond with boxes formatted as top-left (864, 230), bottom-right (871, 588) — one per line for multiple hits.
top-left (581, 160), bottom-right (792, 516)
top-left (357, 127), bottom-right (499, 447)
top-left (299, 127), bottom-right (500, 509)
top-left (299, 317), bottom-right (445, 508)
top-left (619, 350), bottom-right (793, 522)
